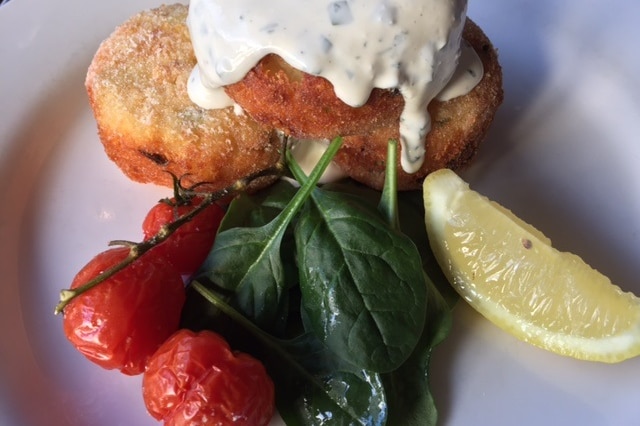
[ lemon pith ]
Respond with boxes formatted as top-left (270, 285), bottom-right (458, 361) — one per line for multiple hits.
top-left (423, 168), bottom-right (640, 363)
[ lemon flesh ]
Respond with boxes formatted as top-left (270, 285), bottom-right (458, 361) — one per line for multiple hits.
top-left (423, 169), bottom-right (640, 363)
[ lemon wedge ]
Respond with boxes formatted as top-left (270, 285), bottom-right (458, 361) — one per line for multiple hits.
top-left (423, 168), bottom-right (640, 363)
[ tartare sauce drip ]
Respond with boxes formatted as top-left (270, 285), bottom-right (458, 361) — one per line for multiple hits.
top-left (187, 0), bottom-right (479, 173)
top-left (437, 39), bottom-right (484, 102)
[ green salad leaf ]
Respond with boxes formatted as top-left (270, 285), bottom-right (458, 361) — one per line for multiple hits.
top-left (184, 138), bottom-right (456, 425)
top-left (195, 138), bottom-right (343, 329)
top-left (188, 281), bottom-right (388, 426)
top-left (381, 274), bottom-right (452, 425)
top-left (292, 184), bottom-right (427, 372)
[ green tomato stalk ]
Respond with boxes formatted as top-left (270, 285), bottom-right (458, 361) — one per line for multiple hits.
top-left (54, 139), bottom-right (289, 315)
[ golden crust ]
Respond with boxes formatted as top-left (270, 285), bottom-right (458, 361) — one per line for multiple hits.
top-left (87, 4), bottom-right (502, 193)
top-left (332, 19), bottom-right (504, 190)
top-left (226, 19), bottom-right (503, 191)
top-left (225, 54), bottom-right (404, 138)
top-left (85, 4), bottom-right (281, 192)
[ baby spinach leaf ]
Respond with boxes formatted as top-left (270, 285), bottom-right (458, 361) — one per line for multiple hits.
top-left (304, 181), bottom-right (456, 424)
top-left (187, 136), bottom-right (457, 425)
top-left (275, 331), bottom-right (356, 374)
top-left (194, 138), bottom-right (343, 330)
top-left (195, 218), bottom-right (290, 328)
top-left (394, 191), bottom-right (459, 309)
top-left (189, 281), bottom-right (387, 426)
top-left (285, 143), bottom-right (427, 373)
top-left (293, 188), bottom-right (427, 372)
top-left (219, 180), bottom-right (298, 231)
top-left (271, 332), bottom-right (387, 425)
top-left (382, 274), bottom-right (452, 425)
top-left (215, 180), bottom-right (300, 330)
top-left (277, 369), bottom-right (387, 426)
top-left (331, 180), bottom-right (458, 308)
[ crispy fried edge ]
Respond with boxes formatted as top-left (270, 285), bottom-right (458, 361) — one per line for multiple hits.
top-left (85, 4), bottom-right (281, 193)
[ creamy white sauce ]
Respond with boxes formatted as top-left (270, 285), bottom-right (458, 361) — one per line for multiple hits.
top-left (187, 0), bottom-right (482, 173)
top-left (437, 39), bottom-right (484, 101)
top-left (187, 66), bottom-right (234, 109)
top-left (289, 138), bottom-right (348, 184)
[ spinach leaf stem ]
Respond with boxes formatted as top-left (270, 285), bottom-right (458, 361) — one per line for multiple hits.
top-left (378, 139), bottom-right (400, 230)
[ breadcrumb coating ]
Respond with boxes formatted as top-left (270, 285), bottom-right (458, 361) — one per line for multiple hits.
top-left (85, 4), bottom-right (281, 192)
top-left (86, 4), bottom-right (503, 193)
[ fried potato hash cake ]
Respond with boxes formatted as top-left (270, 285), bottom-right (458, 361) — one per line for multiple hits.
top-left (85, 4), bottom-right (281, 192)
top-left (86, 4), bottom-right (503, 193)
top-left (224, 18), bottom-right (502, 190)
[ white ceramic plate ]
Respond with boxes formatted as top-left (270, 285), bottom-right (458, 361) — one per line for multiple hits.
top-left (1, 0), bottom-right (639, 425)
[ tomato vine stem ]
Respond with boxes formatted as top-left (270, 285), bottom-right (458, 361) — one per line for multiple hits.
top-left (54, 138), bottom-right (289, 315)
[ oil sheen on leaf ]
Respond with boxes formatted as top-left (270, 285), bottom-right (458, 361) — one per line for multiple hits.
top-left (295, 188), bottom-right (427, 372)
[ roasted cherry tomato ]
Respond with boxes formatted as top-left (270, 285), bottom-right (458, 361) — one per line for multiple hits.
top-left (142, 329), bottom-right (275, 426)
top-left (142, 198), bottom-right (225, 275)
top-left (62, 246), bottom-right (185, 375)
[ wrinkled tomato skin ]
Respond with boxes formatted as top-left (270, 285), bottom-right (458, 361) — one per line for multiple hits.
top-left (142, 198), bottom-right (225, 275)
top-left (143, 329), bottom-right (275, 426)
top-left (62, 247), bottom-right (185, 375)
